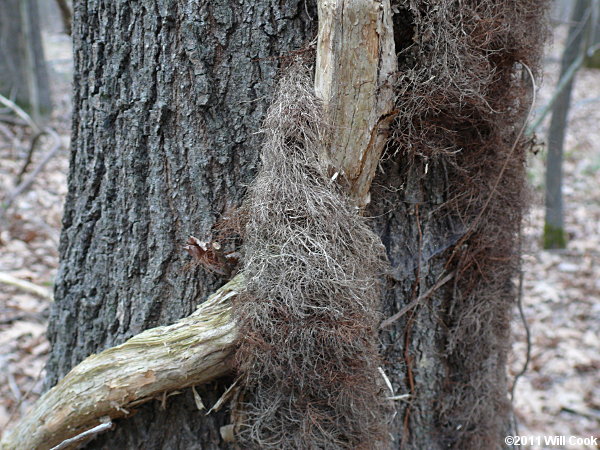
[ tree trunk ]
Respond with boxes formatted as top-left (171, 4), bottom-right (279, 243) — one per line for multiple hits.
top-left (44, 0), bottom-right (547, 448)
top-left (544, 0), bottom-right (590, 249)
top-left (551, 0), bottom-right (573, 22)
top-left (46, 1), bottom-right (316, 448)
top-left (54, 0), bottom-right (73, 36)
top-left (0, 0), bottom-right (52, 119)
top-left (584, 0), bottom-right (600, 69)
top-left (36, 0), bottom-right (65, 34)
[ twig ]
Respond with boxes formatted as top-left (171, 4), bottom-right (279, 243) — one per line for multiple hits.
top-left (527, 43), bottom-right (600, 134)
top-left (510, 268), bottom-right (530, 402)
top-left (0, 123), bottom-right (16, 146)
top-left (206, 380), bottom-right (239, 415)
top-left (7, 371), bottom-right (23, 403)
top-left (0, 92), bottom-right (40, 133)
top-left (1, 127), bottom-right (61, 212)
top-left (50, 420), bottom-right (114, 450)
top-left (0, 314), bottom-right (27, 325)
top-left (0, 272), bottom-right (53, 301)
top-left (379, 271), bottom-right (455, 329)
top-left (0, 311), bottom-right (49, 325)
top-left (16, 131), bottom-right (45, 185)
top-left (0, 114), bottom-right (28, 127)
top-left (509, 263), bottom-right (530, 437)
top-left (5, 362), bottom-right (46, 429)
top-left (560, 406), bottom-right (600, 421)
top-left (378, 367), bottom-right (394, 396)
top-left (562, 4), bottom-right (593, 53)
top-left (387, 394), bottom-right (411, 401)
top-left (401, 313), bottom-right (415, 447)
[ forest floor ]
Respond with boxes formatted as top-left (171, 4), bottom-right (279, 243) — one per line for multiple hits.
top-left (1, 27), bottom-right (599, 448)
top-left (508, 28), bottom-right (600, 447)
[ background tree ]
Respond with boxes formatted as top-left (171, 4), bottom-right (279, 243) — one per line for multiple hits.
top-left (38, 0), bottom-right (548, 449)
top-left (584, 0), bottom-right (600, 68)
top-left (544, 0), bottom-right (591, 249)
top-left (37, 0), bottom-right (72, 36)
top-left (0, 0), bottom-right (52, 120)
top-left (54, 0), bottom-right (73, 36)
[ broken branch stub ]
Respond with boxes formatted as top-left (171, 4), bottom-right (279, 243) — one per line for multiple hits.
top-left (315, 0), bottom-right (397, 207)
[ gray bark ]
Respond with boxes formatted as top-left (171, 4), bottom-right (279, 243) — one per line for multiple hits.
top-left (46, 0), bottom-right (519, 448)
top-left (0, 0), bottom-right (52, 119)
top-left (544, 0), bottom-right (590, 248)
top-left (368, 162), bottom-right (477, 449)
top-left (46, 1), bottom-right (316, 448)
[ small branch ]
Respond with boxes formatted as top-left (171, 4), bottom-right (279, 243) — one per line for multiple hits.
top-left (0, 93), bottom-right (40, 134)
top-left (50, 420), bottom-right (113, 450)
top-left (6, 371), bottom-right (22, 403)
top-left (314, 0), bottom-right (397, 207)
top-left (528, 42), bottom-right (600, 134)
top-left (510, 268), bottom-right (530, 402)
top-left (4, 364), bottom-right (46, 430)
top-left (509, 266), bottom-right (530, 436)
top-left (0, 272), bottom-right (53, 300)
top-left (560, 406), bottom-right (600, 421)
top-left (1, 127), bottom-right (62, 212)
top-left (0, 275), bottom-right (243, 450)
top-left (16, 131), bottom-right (46, 185)
top-left (0, 115), bottom-right (28, 127)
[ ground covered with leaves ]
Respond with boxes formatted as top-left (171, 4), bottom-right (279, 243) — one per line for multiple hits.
top-left (0, 26), bottom-right (599, 447)
top-left (509, 28), bottom-right (600, 446)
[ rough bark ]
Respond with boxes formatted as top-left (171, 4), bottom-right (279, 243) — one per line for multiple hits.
top-left (4, 2), bottom-right (399, 447)
top-left (0, 0), bottom-right (52, 119)
top-left (46, 1), bottom-right (316, 448)
top-left (369, 160), bottom-right (462, 449)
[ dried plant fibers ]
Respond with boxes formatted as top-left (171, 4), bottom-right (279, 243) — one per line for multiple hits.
top-left (384, 0), bottom-right (549, 448)
top-left (232, 68), bottom-right (389, 449)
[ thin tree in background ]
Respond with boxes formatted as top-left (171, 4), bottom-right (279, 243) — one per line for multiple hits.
top-left (544, 0), bottom-right (590, 249)
top-left (54, 0), bottom-right (73, 36)
top-left (584, 1), bottom-right (600, 68)
top-left (0, 0), bottom-right (52, 120)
